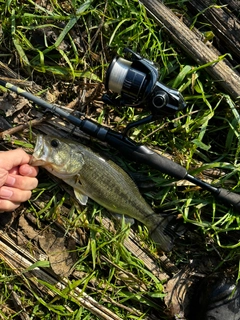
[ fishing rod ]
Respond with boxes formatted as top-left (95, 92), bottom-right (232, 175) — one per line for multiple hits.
top-left (0, 48), bottom-right (239, 211)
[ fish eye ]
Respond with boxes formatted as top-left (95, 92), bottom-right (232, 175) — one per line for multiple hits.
top-left (50, 139), bottom-right (59, 148)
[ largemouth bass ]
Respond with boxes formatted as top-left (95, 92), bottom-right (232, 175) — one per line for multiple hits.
top-left (30, 134), bottom-right (173, 251)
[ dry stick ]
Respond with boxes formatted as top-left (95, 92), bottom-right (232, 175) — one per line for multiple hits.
top-left (187, 0), bottom-right (240, 62)
top-left (8, 284), bottom-right (31, 320)
top-left (99, 216), bottom-right (174, 279)
top-left (0, 117), bottom-right (46, 139)
top-left (139, 0), bottom-right (240, 100)
top-left (222, 0), bottom-right (240, 12)
top-left (0, 231), bottom-right (123, 320)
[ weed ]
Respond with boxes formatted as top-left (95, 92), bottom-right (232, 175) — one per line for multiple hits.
top-left (0, 0), bottom-right (239, 319)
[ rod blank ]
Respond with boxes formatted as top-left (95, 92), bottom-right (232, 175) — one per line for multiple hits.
top-left (0, 79), bottom-right (240, 211)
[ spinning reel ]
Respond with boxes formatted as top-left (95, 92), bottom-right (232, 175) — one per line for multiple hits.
top-left (0, 48), bottom-right (239, 211)
top-left (103, 48), bottom-right (186, 133)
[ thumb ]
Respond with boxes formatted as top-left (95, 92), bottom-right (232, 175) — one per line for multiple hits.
top-left (0, 168), bottom-right (8, 187)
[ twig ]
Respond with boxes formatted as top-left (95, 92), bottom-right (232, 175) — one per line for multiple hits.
top-left (99, 216), bottom-right (170, 281)
top-left (0, 231), bottom-right (124, 320)
top-left (8, 284), bottom-right (30, 320)
top-left (140, 0), bottom-right (240, 100)
top-left (0, 117), bottom-right (46, 139)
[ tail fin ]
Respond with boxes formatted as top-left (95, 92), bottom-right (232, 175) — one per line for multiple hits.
top-left (148, 214), bottom-right (184, 252)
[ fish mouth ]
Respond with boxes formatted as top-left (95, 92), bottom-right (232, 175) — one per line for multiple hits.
top-left (30, 134), bottom-right (51, 167)
top-left (30, 157), bottom-right (48, 166)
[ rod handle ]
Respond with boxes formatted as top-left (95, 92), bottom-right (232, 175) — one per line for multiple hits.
top-left (105, 132), bottom-right (188, 180)
top-left (216, 188), bottom-right (240, 211)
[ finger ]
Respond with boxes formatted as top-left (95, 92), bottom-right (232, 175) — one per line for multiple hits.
top-left (19, 164), bottom-right (39, 177)
top-left (5, 175), bottom-right (38, 191)
top-left (0, 200), bottom-right (21, 212)
top-left (0, 168), bottom-right (8, 186)
top-left (9, 166), bottom-right (19, 175)
top-left (0, 149), bottom-right (31, 171)
top-left (0, 186), bottom-right (32, 202)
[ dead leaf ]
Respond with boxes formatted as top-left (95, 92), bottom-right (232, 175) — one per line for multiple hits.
top-left (0, 94), bottom-right (30, 117)
top-left (39, 229), bottom-right (77, 277)
top-left (19, 215), bottom-right (40, 240)
top-left (164, 269), bottom-right (195, 319)
top-left (0, 116), bottom-right (12, 131)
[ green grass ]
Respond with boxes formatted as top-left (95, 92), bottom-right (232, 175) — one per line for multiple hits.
top-left (0, 0), bottom-right (240, 319)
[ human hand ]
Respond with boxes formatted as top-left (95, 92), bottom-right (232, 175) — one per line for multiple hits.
top-left (0, 149), bottom-right (38, 211)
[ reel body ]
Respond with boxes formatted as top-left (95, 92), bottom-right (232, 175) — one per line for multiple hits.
top-left (104, 48), bottom-right (186, 117)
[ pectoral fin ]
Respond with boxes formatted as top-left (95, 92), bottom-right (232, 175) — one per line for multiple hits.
top-left (74, 189), bottom-right (88, 205)
top-left (64, 176), bottom-right (88, 205)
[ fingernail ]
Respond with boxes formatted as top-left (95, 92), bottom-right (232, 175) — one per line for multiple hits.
top-left (6, 175), bottom-right (16, 186)
top-left (0, 187), bottom-right (13, 199)
top-left (26, 166), bottom-right (33, 175)
top-left (22, 165), bottom-right (33, 176)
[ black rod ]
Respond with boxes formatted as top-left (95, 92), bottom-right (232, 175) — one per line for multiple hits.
top-left (0, 79), bottom-right (240, 211)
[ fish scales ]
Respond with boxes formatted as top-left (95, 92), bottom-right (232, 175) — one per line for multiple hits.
top-left (75, 149), bottom-right (153, 222)
top-left (30, 134), bottom-right (174, 251)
